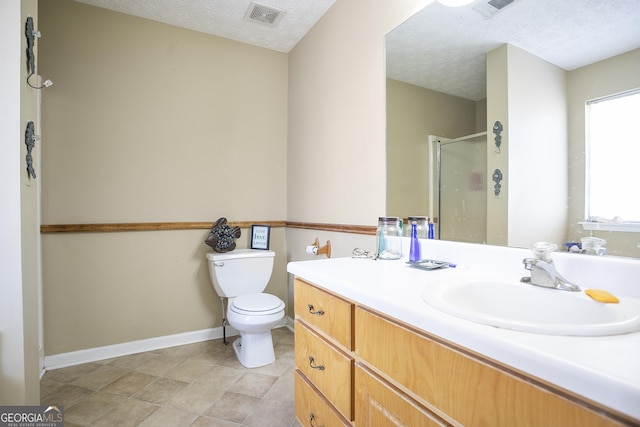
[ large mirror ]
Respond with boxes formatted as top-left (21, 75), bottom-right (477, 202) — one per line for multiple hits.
top-left (386, 0), bottom-right (640, 257)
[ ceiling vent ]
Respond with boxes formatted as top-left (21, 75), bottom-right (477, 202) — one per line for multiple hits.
top-left (473, 0), bottom-right (517, 18)
top-left (244, 2), bottom-right (286, 26)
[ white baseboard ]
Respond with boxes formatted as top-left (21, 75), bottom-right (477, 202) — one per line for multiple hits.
top-left (285, 315), bottom-right (295, 332)
top-left (44, 316), bottom-right (292, 371)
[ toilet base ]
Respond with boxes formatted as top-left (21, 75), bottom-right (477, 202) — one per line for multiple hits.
top-left (232, 331), bottom-right (276, 368)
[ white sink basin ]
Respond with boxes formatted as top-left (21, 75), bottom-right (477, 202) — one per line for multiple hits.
top-left (421, 278), bottom-right (640, 336)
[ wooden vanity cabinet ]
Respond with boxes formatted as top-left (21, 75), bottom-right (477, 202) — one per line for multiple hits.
top-left (294, 278), bottom-right (353, 350)
top-left (294, 278), bottom-right (355, 424)
top-left (293, 277), bottom-right (636, 427)
top-left (295, 370), bottom-right (351, 427)
top-left (295, 320), bottom-right (353, 419)
top-left (355, 363), bottom-right (450, 427)
top-left (355, 306), bottom-right (633, 427)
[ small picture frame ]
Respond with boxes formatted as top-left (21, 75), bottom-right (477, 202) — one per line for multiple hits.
top-left (250, 225), bottom-right (271, 250)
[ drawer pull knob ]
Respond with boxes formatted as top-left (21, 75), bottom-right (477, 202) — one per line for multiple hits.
top-left (309, 413), bottom-right (322, 427)
top-left (308, 356), bottom-right (325, 370)
top-left (307, 304), bottom-right (324, 315)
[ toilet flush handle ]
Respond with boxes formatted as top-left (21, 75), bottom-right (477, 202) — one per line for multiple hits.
top-left (213, 261), bottom-right (225, 267)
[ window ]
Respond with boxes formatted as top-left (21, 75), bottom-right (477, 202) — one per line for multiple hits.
top-left (586, 89), bottom-right (640, 224)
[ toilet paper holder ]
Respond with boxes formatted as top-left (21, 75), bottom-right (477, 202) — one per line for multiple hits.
top-left (306, 238), bottom-right (331, 258)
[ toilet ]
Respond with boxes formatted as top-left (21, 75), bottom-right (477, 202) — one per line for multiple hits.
top-left (205, 249), bottom-right (285, 368)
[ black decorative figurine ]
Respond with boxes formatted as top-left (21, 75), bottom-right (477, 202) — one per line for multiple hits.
top-left (205, 218), bottom-right (241, 252)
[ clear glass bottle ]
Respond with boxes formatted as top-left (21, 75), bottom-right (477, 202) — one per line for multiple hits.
top-left (405, 216), bottom-right (428, 238)
top-left (376, 216), bottom-right (402, 259)
top-left (580, 236), bottom-right (607, 256)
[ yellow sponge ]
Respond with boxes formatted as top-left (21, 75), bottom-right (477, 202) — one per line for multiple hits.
top-left (585, 289), bottom-right (619, 303)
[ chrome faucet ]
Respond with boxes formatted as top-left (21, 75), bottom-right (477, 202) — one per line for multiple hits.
top-left (521, 242), bottom-right (581, 292)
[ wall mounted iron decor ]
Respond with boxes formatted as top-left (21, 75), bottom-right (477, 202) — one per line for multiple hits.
top-left (493, 120), bottom-right (503, 154)
top-left (492, 168), bottom-right (503, 196)
top-left (25, 16), bottom-right (53, 89)
top-left (25, 121), bottom-right (37, 179)
top-left (25, 17), bottom-right (36, 76)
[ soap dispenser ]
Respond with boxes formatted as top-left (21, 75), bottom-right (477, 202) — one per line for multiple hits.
top-left (409, 221), bottom-right (421, 262)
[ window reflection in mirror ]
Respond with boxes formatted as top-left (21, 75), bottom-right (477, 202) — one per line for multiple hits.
top-left (586, 89), bottom-right (640, 222)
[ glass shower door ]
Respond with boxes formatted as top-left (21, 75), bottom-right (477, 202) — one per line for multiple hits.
top-left (436, 133), bottom-right (487, 243)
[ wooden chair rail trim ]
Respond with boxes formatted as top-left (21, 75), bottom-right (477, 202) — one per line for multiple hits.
top-left (285, 221), bottom-right (376, 235)
top-left (40, 221), bottom-right (376, 235)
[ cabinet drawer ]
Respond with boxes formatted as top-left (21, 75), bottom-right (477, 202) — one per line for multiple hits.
top-left (295, 370), bottom-right (351, 427)
top-left (295, 320), bottom-right (354, 421)
top-left (355, 307), bottom-right (627, 427)
top-left (294, 278), bottom-right (353, 350)
top-left (355, 363), bottom-right (449, 427)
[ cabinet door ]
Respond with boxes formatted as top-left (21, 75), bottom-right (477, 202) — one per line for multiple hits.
top-left (295, 320), bottom-right (354, 421)
top-left (294, 278), bottom-right (353, 350)
top-left (356, 364), bottom-right (449, 427)
top-left (355, 307), bottom-right (629, 427)
top-left (295, 370), bottom-right (351, 427)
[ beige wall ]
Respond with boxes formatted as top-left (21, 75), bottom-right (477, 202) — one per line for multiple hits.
top-left (284, 0), bottom-right (436, 320)
top-left (386, 78), bottom-right (478, 220)
top-left (567, 48), bottom-right (640, 257)
top-left (287, 0), bottom-right (432, 226)
top-left (39, 0), bottom-right (288, 355)
top-left (505, 44), bottom-right (568, 248)
top-left (486, 45), bottom-right (509, 246)
top-left (39, 0), bottom-right (434, 357)
top-left (284, 0), bottom-right (434, 308)
top-left (487, 44), bottom-right (567, 249)
top-left (41, 227), bottom-right (288, 354)
top-left (40, 1), bottom-right (287, 224)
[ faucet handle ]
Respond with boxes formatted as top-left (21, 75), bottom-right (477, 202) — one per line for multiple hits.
top-left (529, 242), bottom-right (558, 262)
top-left (522, 258), bottom-right (535, 271)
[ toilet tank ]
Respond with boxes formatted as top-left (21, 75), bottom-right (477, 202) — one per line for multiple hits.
top-left (206, 249), bottom-right (275, 298)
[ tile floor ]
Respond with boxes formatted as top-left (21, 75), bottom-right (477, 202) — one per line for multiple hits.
top-left (40, 328), bottom-right (301, 427)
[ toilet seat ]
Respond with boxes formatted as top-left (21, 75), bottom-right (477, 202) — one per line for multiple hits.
top-left (230, 293), bottom-right (285, 316)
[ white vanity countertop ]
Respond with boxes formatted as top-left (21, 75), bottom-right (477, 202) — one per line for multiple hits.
top-left (287, 256), bottom-right (640, 421)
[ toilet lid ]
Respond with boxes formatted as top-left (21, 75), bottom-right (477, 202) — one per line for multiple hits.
top-left (230, 293), bottom-right (285, 316)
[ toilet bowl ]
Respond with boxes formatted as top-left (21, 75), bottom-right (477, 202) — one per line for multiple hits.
top-left (206, 249), bottom-right (285, 368)
top-left (227, 293), bottom-right (285, 368)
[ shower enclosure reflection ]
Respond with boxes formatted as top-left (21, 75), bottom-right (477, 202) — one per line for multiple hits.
top-left (432, 133), bottom-right (487, 244)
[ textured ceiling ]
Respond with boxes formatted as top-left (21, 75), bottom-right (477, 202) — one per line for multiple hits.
top-left (386, 0), bottom-right (640, 101)
top-left (74, 0), bottom-right (335, 53)
top-left (74, 0), bottom-right (639, 101)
